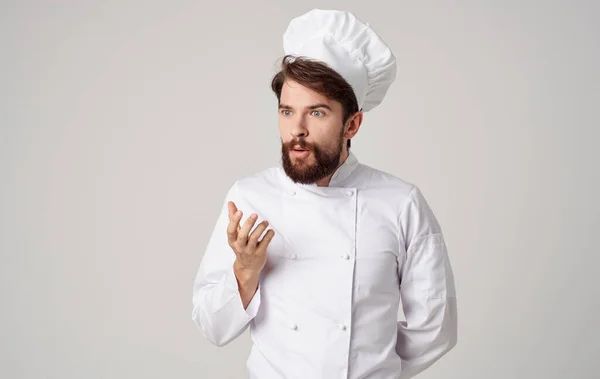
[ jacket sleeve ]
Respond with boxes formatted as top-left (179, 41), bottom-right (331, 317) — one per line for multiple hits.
top-left (191, 181), bottom-right (262, 347)
top-left (395, 186), bottom-right (458, 378)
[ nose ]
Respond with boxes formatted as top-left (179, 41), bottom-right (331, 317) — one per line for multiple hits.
top-left (290, 116), bottom-right (308, 139)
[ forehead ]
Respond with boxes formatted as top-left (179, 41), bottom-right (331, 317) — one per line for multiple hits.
top-left (280, 79), bottom-right (336, 108)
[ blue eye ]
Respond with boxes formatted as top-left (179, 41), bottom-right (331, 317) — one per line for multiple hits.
top-left (281, 110), bottom-right (292, 116)
top-left (312, 110), bottom-right (324, 117)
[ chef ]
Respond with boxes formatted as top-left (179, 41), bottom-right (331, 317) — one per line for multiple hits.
top-left (192, 9), bottom-right (457, 379)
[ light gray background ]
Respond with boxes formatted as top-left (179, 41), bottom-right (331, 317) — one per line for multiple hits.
top-left (2, 0), bottom-right (599, 378)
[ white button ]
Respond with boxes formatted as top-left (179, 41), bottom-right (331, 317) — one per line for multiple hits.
top-left (290, 253), bottom-right (297, 260)
top-left (290, 191), bottom-right (296, 196)
top-left (290, 323), bottom-right (298, 330)
top-left (346, 191), bottom-right (353, 197)
top-left (342, 254), bottom-right (350, 260)
top-left (338, 324), bottom-right (347, 331)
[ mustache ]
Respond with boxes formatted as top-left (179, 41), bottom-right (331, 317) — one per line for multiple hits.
top-left (286, 139), bottom-right (312, 150)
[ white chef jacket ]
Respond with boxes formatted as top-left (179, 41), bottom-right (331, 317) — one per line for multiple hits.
top-left (192, 151), bottom-right (457, 379)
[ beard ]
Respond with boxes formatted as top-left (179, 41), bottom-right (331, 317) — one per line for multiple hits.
top-left (281, 130), bottom-right (345, 185)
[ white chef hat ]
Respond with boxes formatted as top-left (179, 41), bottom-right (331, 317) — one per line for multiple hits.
top-left (282, 9), bottom-right (397, 112)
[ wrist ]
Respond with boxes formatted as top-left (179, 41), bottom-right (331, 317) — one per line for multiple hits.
top-left (233, 260), bottom-right (260, 288)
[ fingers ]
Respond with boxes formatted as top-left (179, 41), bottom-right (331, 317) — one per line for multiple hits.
top-left (248, 220), bottom-right (270, 245)
top-left (227, 208), bottom-right (243, 246)
top-left (228, 202), bottom-right (241, 231)
top-left (228, 201), bottom-right (238, 219)
top-left (238, 213), bottom-right (258, 244)
top-left (257, 229), bottom-right (276, 252)
top-left (226, 205), bottom-right (274, 251)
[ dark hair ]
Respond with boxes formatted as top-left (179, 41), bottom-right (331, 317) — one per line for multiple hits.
top-left (271, 55), bottom-right (360, 149)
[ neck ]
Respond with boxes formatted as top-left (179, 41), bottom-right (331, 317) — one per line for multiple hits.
top-left (315, 148), bottom-right (350, 187)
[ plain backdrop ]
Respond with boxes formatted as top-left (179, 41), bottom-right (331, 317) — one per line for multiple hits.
top-left (2, 0), bottom-right (599, 378)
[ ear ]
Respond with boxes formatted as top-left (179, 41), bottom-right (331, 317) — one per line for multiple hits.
top-left (344, 111), bottom-right (363, 139)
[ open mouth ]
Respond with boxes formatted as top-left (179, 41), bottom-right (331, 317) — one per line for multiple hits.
top-left (292, 145), bottom-right (310, 152)
top-left (291, 146), bottom-right (310, 157)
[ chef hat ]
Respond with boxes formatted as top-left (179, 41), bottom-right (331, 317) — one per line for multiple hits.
top-left (282, 9), bottom-right (397, 112)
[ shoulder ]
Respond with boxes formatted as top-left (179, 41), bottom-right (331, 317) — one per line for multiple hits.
top-left (230, 166), bottom-right (286, 195)
top-left (353, 162), bottom-right (440, 225)
top-left (355, 162), bottom-right (417, 200)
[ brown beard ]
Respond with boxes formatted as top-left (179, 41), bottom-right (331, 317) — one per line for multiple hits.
top-left (281, 129), bottom-right (345, 184)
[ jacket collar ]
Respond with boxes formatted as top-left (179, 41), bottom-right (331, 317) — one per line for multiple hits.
top-left (328, 150), bottom-right (359, 187)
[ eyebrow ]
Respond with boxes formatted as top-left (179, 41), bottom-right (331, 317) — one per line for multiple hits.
top-left (279, 103), bottom-right (333, 111)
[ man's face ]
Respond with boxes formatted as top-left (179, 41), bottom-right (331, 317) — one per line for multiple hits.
top-left (278, 79), bottom-right (346, 184)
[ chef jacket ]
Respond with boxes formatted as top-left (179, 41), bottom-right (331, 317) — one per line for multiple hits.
top-left (192, 151), bottom-right (457, 379)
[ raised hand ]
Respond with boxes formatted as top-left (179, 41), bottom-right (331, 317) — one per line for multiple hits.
top-left (227, 201), bottom-right (275, 308)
